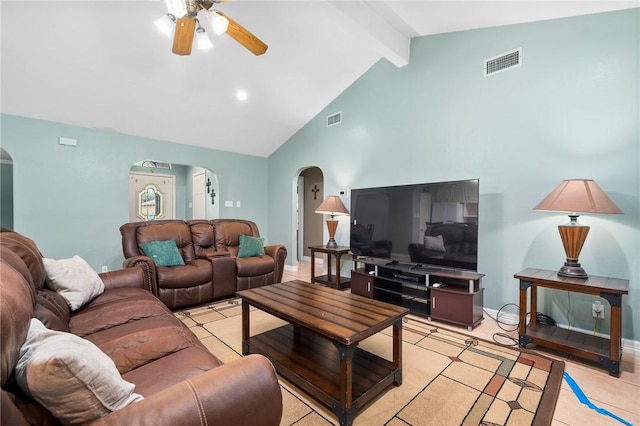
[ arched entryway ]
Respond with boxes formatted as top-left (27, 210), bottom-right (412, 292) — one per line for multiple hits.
top-left (296, 167), bottom-right (324, 262)
top-left (128, 160), bottom-right (219, 222)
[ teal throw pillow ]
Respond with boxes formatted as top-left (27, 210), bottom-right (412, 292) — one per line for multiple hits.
top-left (237, 234), bottom-right (265, 258)
top-left (139, 240), bottom-right (185, 267)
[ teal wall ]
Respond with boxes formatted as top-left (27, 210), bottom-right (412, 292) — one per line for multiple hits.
top-left (267, 9), bottom-right (639, 340)
top-left (1, 114), bottom-right (269, 271)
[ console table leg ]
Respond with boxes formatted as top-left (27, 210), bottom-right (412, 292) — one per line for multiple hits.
top-left (602, 292), bottom-right (623, 367)
top-left (241, 299), bottom-right (250, 355)
top-left (392, 319), bottom-right (403, 385)
top-left (518, 280), bottom-right (531, 338)
top-left (334, 253), bottom-right (342, 286)
top-left (310, 251), bottom-right (316, 283)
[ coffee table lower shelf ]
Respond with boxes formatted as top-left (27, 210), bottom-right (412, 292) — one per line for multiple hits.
top-left (243, 324), bottom-right (399, 425)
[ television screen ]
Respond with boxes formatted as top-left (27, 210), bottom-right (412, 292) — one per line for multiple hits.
top-left (350, 179), bottom-right (479, 271)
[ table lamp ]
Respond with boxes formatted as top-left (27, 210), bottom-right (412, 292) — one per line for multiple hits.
top-left (534, 179), bottom-right (622, 278)
top-left (315, 195), bottom-right (349, 248)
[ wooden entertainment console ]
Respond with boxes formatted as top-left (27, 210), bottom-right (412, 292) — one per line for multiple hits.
top-left (352, 257), bottom-right (485, 330)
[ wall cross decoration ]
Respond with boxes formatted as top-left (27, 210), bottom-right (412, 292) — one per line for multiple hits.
top-left (311, 184), bottom-right (320, 200)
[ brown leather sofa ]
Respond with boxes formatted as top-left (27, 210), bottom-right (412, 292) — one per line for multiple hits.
top-left (120, 219), bottom-right (287, 309)
top-left (0, 230), bottom-right (282, 426)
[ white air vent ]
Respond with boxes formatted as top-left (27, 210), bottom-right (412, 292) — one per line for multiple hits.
top-left (326, 111), bottom-right (342, 127)
top-left (484, 48), bottom-right (522, 77)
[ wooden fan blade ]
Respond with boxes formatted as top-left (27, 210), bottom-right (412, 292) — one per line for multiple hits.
top-left (215, 10), bottom-right (268, 56)
top-left (172, 16), bottom-right (196, 56)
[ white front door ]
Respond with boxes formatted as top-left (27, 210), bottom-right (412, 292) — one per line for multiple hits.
top-left (129, 172), bottom-right (175, 222)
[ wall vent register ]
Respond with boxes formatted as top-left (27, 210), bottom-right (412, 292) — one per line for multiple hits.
top-left (484, 48), bottom-right (522, 76)
top-left (326, 111), bottom-right (342, 127)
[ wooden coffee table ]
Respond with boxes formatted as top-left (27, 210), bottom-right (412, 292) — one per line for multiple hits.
top-left (237, 280), bottom-right (409, 426)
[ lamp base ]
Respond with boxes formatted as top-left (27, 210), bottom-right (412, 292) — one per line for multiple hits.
top-left (325, 219), bottom-right (339, 249)
top-left (557, 218), bottom-right (590, 278)
top-left (325, 238), bottom-right (338, 249)
top-left (558, 260), bottom-right (587, 278)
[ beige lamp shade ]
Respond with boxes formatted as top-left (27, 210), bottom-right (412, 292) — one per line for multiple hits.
top-left (534, 179), bottom-right (622, 278)
top-left (534, 179), bottom-right (622, 214)
top-left (315, 196), bottom-right (349, 216)
top-left (315, 196), bottom-right (349, 248)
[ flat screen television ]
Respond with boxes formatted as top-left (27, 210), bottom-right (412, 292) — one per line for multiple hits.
top-left (350, 179), bottom-right (479, 271)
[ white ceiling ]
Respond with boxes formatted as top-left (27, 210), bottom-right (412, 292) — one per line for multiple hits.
top-left (1, 1), bottom-right (636, 157)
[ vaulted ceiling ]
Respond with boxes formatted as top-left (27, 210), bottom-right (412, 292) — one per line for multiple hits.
top-left (1, 1), bottom-right (635, 157)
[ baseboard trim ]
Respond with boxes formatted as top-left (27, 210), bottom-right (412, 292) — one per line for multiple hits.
top-left (483, 307), bottom-right (639, 357)
top-left (284, 257), bottom-right (322, 272)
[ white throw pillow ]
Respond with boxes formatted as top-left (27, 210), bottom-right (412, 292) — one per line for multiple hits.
top-left (43, 255), bottom-right (104, 310)
top-left (15, 319), bottom-right (143, 425)
top-left (425, 235), bottom-right (446, 252)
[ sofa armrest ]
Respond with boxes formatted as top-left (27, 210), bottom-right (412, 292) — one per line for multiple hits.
top-left (120, 256), bottom-right (158, 295)
top-left (89, 354), bottom-right (282, 426)
top-left (407, 243), bottom-right (425, 262)
top-left (264, 244), bottom-right (287, 283)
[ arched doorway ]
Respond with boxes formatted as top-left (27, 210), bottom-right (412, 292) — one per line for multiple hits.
top-left (128, 160), bottom-right (219, 222)
top-left (296, 167), bottom-right (324, 261)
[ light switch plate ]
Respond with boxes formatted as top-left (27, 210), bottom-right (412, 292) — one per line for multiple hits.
top-left (58, 137), bottom-right (77, 147)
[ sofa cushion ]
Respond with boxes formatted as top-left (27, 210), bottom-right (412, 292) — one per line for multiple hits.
top-left (135, 221), bottom-right (196, 263)
top-left (238, 234), bottom-right (265, 258)
top-left (424, 235), bottom-right (446, 252)
top-left (156, 259), bottom-right (213, 289)
top-left (190, 222), bottom-right (219, 258)
top-left (15, 319), bottom-right (143, 425)
top-left (43, 255), bottom-right (105, 311)
top-left (139, 240), bottom-right (185, 267)
top-left (236, 255), bottom-right (275, 277)
top-left (34, 288), bottom-right (71, 332)
top-left (212, 220), bottom-right (257, 256)
top-left (122, 346), bottom-right (223, 396)
top-left (0, 232), bottom-right (48, 291)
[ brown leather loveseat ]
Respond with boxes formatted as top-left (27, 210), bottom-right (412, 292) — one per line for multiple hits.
top-left (0, 230), bottom-right (282, 426)
top-left (120, 219), bottom-right (287, 309)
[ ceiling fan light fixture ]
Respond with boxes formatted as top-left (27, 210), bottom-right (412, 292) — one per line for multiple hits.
top-left (208, 11), bottom-right (229, 35)
top-left (154, 13), bottom-right (176, 38)
top-left (196, 22), bottom-right (213, 50)
top-left (164, 0), bottom-right (187, 18)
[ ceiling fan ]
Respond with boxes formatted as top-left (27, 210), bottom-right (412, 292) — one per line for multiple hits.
top-left (157, 0), bottom-right (268, 56)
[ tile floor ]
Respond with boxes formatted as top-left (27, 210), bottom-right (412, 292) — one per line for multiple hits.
top-left (281, 261), bottom-right (639, 426)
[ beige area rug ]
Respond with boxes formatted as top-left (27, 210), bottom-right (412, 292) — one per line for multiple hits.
top-left (174, 298), bottom-right (564, 426)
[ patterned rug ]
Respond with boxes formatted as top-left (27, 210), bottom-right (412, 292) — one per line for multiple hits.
top-left (174, 298), bottom-right (564, 426)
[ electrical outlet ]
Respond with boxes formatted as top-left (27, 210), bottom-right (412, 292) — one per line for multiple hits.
top-left (101, 266), bottom-right (108, 273)
top-left (592, 301), bottom-right (604, 319)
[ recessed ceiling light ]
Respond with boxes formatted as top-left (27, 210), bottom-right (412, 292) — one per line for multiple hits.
top-left (236, 90), bottom-right (249, 101)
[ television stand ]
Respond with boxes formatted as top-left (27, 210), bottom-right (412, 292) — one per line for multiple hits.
top-left (352, 257), bottom-right (484, 330)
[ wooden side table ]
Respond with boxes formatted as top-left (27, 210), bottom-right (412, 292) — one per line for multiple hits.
top-left (515, 268), bottom-right (629, 377)
top-left (309, 245), bottom-right (352, 289)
